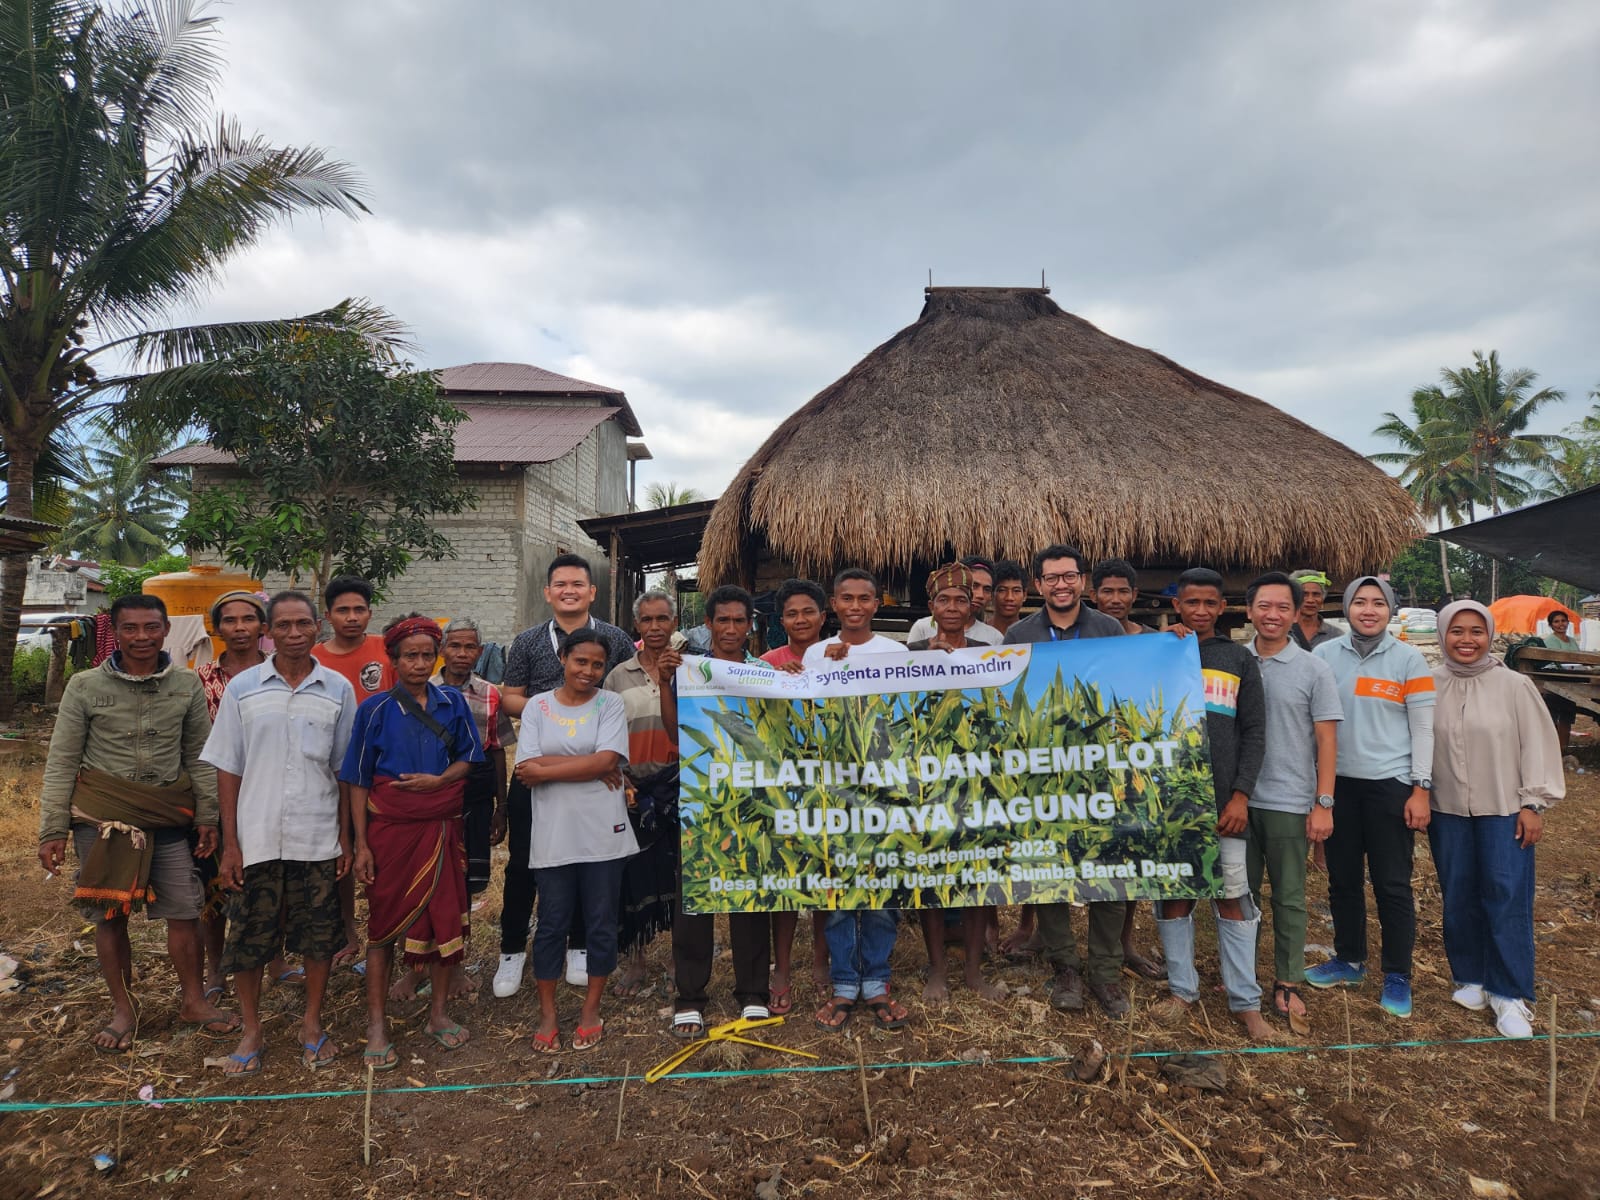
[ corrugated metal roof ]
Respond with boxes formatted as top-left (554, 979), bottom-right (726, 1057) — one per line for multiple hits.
top-left (153, 404), bottom-right (618, 468)
top-left (436, 362), bottom-right (619, 396)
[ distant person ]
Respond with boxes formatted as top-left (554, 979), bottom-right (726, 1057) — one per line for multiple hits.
top-left (1149, 569), bottom-right (1274, 1041)
top-left (1306, 577), bottom-right (1435, 1019)
top-left (344, 615), bottom-right (483, 1069)
top-left (1430, 600), bottom-right (1562, 1039)
top-left (202, 591), bottom-right (356, 1074)
top-left (496, 554), bottom-right (635, 995)
top-left (1091, 559), bottom-right (1153, 636)
top-left (1541, 610), bottom-right (1580, 755)
top-left (1003, 545), bottom-right (1129, 1017)
top-left (1243, 572), bottom-right (1342, 1035)
top-left (907, 555), bottom-right (1001, 646)
top-left (38, 594), bottom-right (237, 1053)
top-left (803, 570), bottom-right (903, 666)
top-left (1289, 570), bottom-right (1341, 651)
top-left (312, 575), bottom-right (394, 970)
top-left (988, 560), bottom-right (1028, 638)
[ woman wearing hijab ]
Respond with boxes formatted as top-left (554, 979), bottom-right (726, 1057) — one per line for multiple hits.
top-left (1306, 577), bottom-right (1435, 1018)
top-left (1430, 601), bottom-right (1562, 1039)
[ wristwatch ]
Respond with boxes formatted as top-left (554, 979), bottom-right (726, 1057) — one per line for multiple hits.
top-left (1521, 802), bottom-right (1547, 814)
top-left (1315, 794), bottom-right (1334, 809)
top-left (1412, 777), bottom-right (1432, 790)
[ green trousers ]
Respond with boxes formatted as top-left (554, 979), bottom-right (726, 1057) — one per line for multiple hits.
top-left (1245, 807), bottom-right (1309, 985)
top-left (1037, 900), bottom-right (1127, 985)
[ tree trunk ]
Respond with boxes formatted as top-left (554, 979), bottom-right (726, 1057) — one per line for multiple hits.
top-left (0, 438), bottom-right (39, 720)
top-left (1436, 507), bottom-right (1453, 602)
top-left (1487, 465), bottom-right (1500, 602)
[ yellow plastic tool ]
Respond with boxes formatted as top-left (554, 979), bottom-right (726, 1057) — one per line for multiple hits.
top-left (644, 1014), bottom-right (819, 1083)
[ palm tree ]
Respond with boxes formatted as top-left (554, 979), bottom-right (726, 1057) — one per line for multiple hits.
top-left (644, 481), bottom-right (704, 509)
top-left (1414, 351), bottom-right (1566, 599)
top-left (0, 1), bottom-right (398, 714)
top-left (54, 421), bottom-right (192, 563)
top-left (1371, 394), bottom-right (1482, 602)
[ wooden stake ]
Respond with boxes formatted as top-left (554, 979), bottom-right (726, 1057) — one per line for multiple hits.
top-left (1576, 1049), bottom-right (1600, 1121)
top-left (855, 1036), bottom-right (875, 1140)
top-left (1121, 979), bottom-right (1136, 1093)
top-left (614, 1061), bottom-right (630, 1142)
top-left (1342, 990), bottom-right (1354, 1105)
top-left (363, 1062), bottom-right (375, 1166)
top-left (1548, 994), bottom-right (1558, 1123)
top-left (1149, 1106), bottom-right (1221, 1187)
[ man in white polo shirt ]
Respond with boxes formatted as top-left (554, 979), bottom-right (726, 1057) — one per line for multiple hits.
top-left (202, 591), bottom-right (357, 1076)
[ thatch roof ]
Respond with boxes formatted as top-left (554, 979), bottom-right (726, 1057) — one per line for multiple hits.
top-left (699, 287), bottom-right (1420, 584)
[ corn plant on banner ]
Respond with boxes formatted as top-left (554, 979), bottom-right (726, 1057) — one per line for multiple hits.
top-left (677, 635), bottom-right (1221, 913)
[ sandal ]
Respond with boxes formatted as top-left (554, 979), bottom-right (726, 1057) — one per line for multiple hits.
top-left (92, 1024), bottom-right (134, 1055)
top-left (427, 1022), bottom-right (470, 1052)
top-left (865, 994), bottom-right (910, 1030)
top-left (363, 1045), bottom-right (399, 1072)
top-left (301, 1032), bottom-right (341, 1070)
top-left (671, 1010), bottom-right (705, 1040)
top-left (1273, 983), bottom-right (1311, 1036)
top-left (573, 1020), bottom-right (604, 1051)
top-left (531, 1028), bottom-right (561, 1054)
top-left (768, 984), bottom-right (793, 1017)
top-left (223, 1048), bottom-right (263, 1076)
top-left (814, 996), bottom-right (855, 1032)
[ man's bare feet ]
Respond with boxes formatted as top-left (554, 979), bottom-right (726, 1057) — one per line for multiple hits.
top-left (389, 966), bottom-right (427, 1001)
top-left (1148, 994), bottom-right (1194, 1028)
top-left (966, 974), bottom-right (1008, 1002)
top-left (1234, 1009), bottom-right (1283, 1043)
top-left (179, 997), bottom-right (241, 1034)
top-left (1122, 948), bottom-right (1167, 981)
top-left (611, 957), bottom-right (649, 998)
top-left (447, 965), bottom-right (477, 1000)
top-left (1000, 928), bottom-right (1042, 958)
top-left (922, 975), bottom-right (950, 1007)
top-left (332, 941), bottom-right (362, 970)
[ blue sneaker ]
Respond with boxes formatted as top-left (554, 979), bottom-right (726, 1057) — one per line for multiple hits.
top-left (1304, 958), bottom-right (1366, 989)
top-left (1380, 973), bottom-right (1413, 1018)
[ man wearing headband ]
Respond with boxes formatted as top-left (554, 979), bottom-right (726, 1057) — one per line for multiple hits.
top-left (907, 555), bottom-right (1002, 646)
top-left (343, 614), bottom-right (484, 1069)
top-left (1289, 571), bottom-right (1341, 652)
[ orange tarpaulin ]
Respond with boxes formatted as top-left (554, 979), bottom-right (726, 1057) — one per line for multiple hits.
top-left (1486, 595), bottom-right (1580, 636)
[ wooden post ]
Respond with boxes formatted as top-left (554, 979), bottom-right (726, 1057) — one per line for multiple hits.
top-left (45, 625), bottom-right (69, 705)
top-left (609, 529), bottom-right (624, 628)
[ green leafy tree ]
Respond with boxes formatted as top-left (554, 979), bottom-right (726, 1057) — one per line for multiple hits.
top-left (1372, 391), bottom-right (1482, 601)
top-left (644, 481), bottom-right (704, 509)
top-left (1413, 351), bottom-right (1566, 600)
top-left (173, 330), bottom-right (477, 598)
top-left (0, 0), bottom-right (391, 716)
top-left (55, 420), bottom-right (191, 563)
top-left (99, 551), bottom-right (188, 601)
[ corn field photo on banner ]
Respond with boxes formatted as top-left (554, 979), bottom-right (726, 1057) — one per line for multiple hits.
top-left (676, 636), bottom-right (1221, 913)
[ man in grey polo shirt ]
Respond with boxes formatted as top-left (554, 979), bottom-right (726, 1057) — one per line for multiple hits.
top-left (1244, 572), bottom-right (1342, 1035)
top-left (203, 591), bottom-right (357, 1075)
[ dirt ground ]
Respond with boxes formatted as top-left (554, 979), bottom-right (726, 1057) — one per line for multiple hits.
top-left (1, 713), bottom-right (1598, 1200)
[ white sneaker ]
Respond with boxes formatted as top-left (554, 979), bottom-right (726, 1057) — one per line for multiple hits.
top-left (1452, 983), bottom-right (1488, 1011)
top-left (565, 949), bottom-right (588, 987)
top-left (1489, 994), bottom-right (1533, 1039)
top-left (492, 952), bottom-right (526, 998)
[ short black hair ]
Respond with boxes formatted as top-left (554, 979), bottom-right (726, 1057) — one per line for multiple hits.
top-left (110, 593), bottom-right (168, 623)
top-left (831, 568), bottom-right (880, 597)
top-left (706, 584), bottom-right (754, 621)
top-left (1092, 559), bottom-right (1138, 590)
top-left (558, 628), bottom-right (607, 658)
top-left (775, 578), bottom-right (826, 613)
top-left (323, 575), bottom-right (372, 610)
top-left (266, 590), bottom-right (318, 625)
top-left (1245, 571), bottom-right (1303, 610)
top-left (958, 555), bottom-right (993, 576)
top-left (1175, 567), bottom-right (1226, 596)
top-left (546, 553), bottom-right (594, 584)
top-left (1031, 544), bottom-right (1086, 579)
top-left (992, 559), bottom-right (1026, 588)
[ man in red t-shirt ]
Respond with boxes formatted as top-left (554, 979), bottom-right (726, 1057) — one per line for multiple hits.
top-left (312, 576), bottom-right (396, 967)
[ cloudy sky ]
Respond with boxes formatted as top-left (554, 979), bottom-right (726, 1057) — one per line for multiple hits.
top-left (181, 0), bottom-right (1600, 501)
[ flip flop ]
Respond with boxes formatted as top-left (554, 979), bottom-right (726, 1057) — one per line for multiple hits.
top-left (223, 1049), bottom-right (263, 1077)
top-left (531, 1029), bottom-right (561, 1054)
top-left (866, 994), bottom-right (910, 1030)
top-left (427, 1023), bottom-right (470, 1052)
top-left (768, 984), bottom-right (793, 1016)
top-left (350, 961), bottom-right (368, 978)
top-left (301, 1032), bottom-right (341, 1070)
top-left (671, 1010), bottom-right (704, 1040)
top-left (92, 1025), bottom-right (133, 1055)
top-left (814, 997), bottom-right (855, 1033)
top-left (362, 1045), bottom-right (399, 1072)
top-left (203, 985), bottom-right (225, 1003)
top-left (274, 966), bottom-right (306, 985)
top-left (1273, 983), bottom-right (1312, 1037)
top-left (573, 1021), bottom-right (604, 1051)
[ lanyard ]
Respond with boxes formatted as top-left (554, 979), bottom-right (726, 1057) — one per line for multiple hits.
top-left (549, 619), bottom-right (593, 654)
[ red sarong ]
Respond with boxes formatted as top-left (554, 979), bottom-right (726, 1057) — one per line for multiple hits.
top-left (365, 776), bottom-right (468, 965)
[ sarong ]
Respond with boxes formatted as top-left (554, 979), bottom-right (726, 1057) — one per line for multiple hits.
top-left (365, 776), bottom-right (469, 965)
top-left (68, 768), bottom-right (195, 919)
top-left (619, 764), bottom-right (678, 955)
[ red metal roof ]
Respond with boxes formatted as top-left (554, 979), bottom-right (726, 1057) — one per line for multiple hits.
top-left (436, 362), bottom-right (618, 396)
top-left (154, 404), bottom-right (618, 468)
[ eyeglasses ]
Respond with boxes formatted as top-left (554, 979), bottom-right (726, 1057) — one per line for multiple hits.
top-left (1039, 572), bottom-right (1082, 585)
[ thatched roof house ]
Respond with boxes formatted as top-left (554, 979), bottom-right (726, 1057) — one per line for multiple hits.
top-left (700, 287), bottom-right (1419, 592)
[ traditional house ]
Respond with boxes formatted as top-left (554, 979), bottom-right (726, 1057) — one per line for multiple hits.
top-left (159, 362), bottom-right (645, 643)
top-left (698, 286), bottom-right (1420, 607)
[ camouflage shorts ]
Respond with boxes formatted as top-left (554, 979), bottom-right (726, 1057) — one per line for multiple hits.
top-left (222, 859), bottom-right (342, 974)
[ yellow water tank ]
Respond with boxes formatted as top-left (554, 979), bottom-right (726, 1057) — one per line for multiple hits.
top-left (144, 564), bottom-right (263, 634)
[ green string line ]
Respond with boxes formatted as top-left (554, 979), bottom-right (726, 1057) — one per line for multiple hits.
top-left (3, 1028), bottom-right (1596, 1114)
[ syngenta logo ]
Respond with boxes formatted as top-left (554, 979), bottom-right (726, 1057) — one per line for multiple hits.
top-left (694, 659), bottom-right (714, 685)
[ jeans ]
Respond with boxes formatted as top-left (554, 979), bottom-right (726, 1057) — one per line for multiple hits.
top-left (1428, 812), bottom-right (1535, 1002)
top-left (823, 910), bottom-right (897, 1001)
top-left (1324, 775), bottom-right (1415, 976)
top-left (1037, 900), bottom-right (1126, 985)
top-left (1246, 807), bottom-right (1309, 984)
top-left (1157, 837), bottom-right (1262, 1012)
top-left (531, 859), bottom-right (624, 981)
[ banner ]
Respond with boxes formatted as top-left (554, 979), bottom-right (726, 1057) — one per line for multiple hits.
top-left (677, 635), bottom-right (1220, 913)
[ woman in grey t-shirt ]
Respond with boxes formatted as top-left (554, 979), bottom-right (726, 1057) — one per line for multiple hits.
top-left (514, 629), bottom-right (633, 1053)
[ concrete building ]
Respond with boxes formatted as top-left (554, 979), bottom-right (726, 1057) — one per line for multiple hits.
top-left (158, 362), bottom-right (646, 645)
